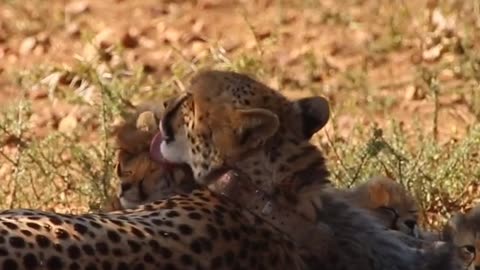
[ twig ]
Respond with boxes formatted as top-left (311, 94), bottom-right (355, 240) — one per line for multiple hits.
top-left (323, 129), bottom-right (355, 184)
top-left (238, 4), bottom-right (264, 57)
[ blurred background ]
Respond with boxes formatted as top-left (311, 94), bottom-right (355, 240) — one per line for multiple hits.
top-left (0, 0), bottom-right (478, 229)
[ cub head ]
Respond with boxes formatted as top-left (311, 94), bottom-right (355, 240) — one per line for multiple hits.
top-left (443, 205), bottom-right (480, 270)
top-left (113, 108), bottom-right (198, 209)
top-left (115, 151), bottom-right (197, 209)
top-left (151, 70), bottom-right (330, 185)
top-left (345, 176), bottom-right (420, 237)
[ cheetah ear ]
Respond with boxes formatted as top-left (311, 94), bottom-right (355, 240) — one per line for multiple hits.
top-left (136, 111), bottom-right (159, 133)
top-left (368, 182), bottom-right (390, 205)
top-left (233, 108), bottom-right (279, 148)
top-left (295, 96), bottom-right (330, 139)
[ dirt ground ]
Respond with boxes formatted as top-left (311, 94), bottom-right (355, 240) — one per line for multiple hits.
top-left (0, 0), bottom-right (478, 225)
top-left (1, 0), bottom-right (477, 139)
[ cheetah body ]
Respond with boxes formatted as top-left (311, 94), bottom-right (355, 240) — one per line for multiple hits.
top-left (156, 70), bottom-right (462, 270)
top-left (0, 189), bottom-right (307, 270)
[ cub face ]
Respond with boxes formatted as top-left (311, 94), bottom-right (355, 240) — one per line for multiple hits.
top-left (112, 109), bottom-right (198, 210)
top-left (115, 151), bottom-right (197, 209)
top-left (344, 176), bottom-right (420, 237)
top-left (443, 206), bottom-right (480, 270)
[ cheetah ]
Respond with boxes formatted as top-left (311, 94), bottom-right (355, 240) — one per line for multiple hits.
top-left (0, 189), bottom-right (312, 270)
top-left (109, 101), bottom-right (333, 267)
top-left (343, 176), bottom-right (420, 237)
top-left (342, 176), bottom-right (450, 249)
top-left (112, 105), bottom-right (433, 252)
top-left (0, 105), bottom-right (317, 270)
top-left (442, 204), bottom-right (480, 270)
top-left (153, 69), bottom-right (462, 270)
top-left (113, 107), bottom-right (199, 209)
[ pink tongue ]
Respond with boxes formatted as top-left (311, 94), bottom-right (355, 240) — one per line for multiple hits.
top-left (149, 131), bottom-right (166, 164)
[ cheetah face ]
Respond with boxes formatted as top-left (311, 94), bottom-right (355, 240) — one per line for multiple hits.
top-left (116, 150), bottom-right (197, 209)
top-left (153, 92), bottom-right (279, 185)
top-left (443, 209), bottom-right (480, 270)
top-left (117, 168), bottom-right (182, 209)
top-left (151, 70), bottom-right (331, 186)
top-left (346, 176), bottom-right (421, 238)
top-left (373, 205), bottom-right (419, 238)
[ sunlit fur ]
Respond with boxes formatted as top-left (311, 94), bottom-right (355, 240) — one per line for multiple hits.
top-left (343, 176), bottom-right (420, 237)
top-left (112, 103), bottom-right (198, 210)
top-left (159, 70), bottom-right (462, 270)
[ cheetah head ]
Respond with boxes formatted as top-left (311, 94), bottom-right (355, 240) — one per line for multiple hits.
top-left (115, 151), bottom-right (197, 209)
top-left (344, 176), bottom-right (420, 238)
top-left (114, 109), bottom-right (198, 209)
top-left (442, 205), bottom-right (480, 270)
top-left (150, 70), bottom-right (330, 186)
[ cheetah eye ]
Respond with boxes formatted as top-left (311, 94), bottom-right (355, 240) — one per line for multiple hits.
top-left (377, 206), bottom-right (399, 216)
top-left (462, 245), bottom-right (475, 254)
top-left (377, 206), bottom-right (400, 226)
top-left (459, 245), bottom-right (476, 268)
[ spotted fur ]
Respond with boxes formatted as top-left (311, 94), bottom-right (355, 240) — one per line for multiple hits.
top-left (113, 108), bottom-right (198, 209)
top-left (343, 176), bottom-right (420, 237)
top-left (157, 69), bottom-right (462, 270)
top-left (0, 100), bottom-right (314, 270)
top-left (0, 189), bottom-right (309, 270)
top-left (443, 204), bottom-right (480, 270)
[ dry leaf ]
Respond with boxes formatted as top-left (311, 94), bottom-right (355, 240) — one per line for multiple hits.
top-left (0, 24), bottom-right (7, 43)
top-left (58, 115), bottom-right (78, 134)
top-left (121, 32), bottom-right (139, 49)
top-left (19, 37), bottom-right (37, 55)
top-left (192, 19), bottom-right (205, 34)
top-left (422, 44), bottom-right (443, 62)
top-left (65, 23), bottom-right (80, 37)
top-left (29, 85), bottom-right (48, 100)
top-left (139, 37), bottom-right (155, 49)
top-left (198, 0), bottom-right (223, 9)
top-left (65, 1), bottom-right (90, 16)
top-left (164, 28), bottom-right (182, 44)
top-left (0, 46), bottom-right (6, 59)
top-left (404, 85), bottom-right (425, 101)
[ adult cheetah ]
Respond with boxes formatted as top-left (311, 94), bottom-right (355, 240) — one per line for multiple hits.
top-left (153, 69), bottom-right (462, 270)
top-left (0, 189), bottom-right (311, 269)
top-left (0, 96), bottom-right (323, 270)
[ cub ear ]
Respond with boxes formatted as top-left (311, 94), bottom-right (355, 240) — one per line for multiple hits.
top-left (294, 96), bottom-right (330, 139)
top-left (233, 108), bottom-right (279, 148)
top-left (367, 181), bottom-right (390, 206)
top-left (136, 111), bottom-right (159, 133)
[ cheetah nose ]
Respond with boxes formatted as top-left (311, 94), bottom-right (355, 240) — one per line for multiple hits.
top-left (404, 219), bottom-right (417, 230)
